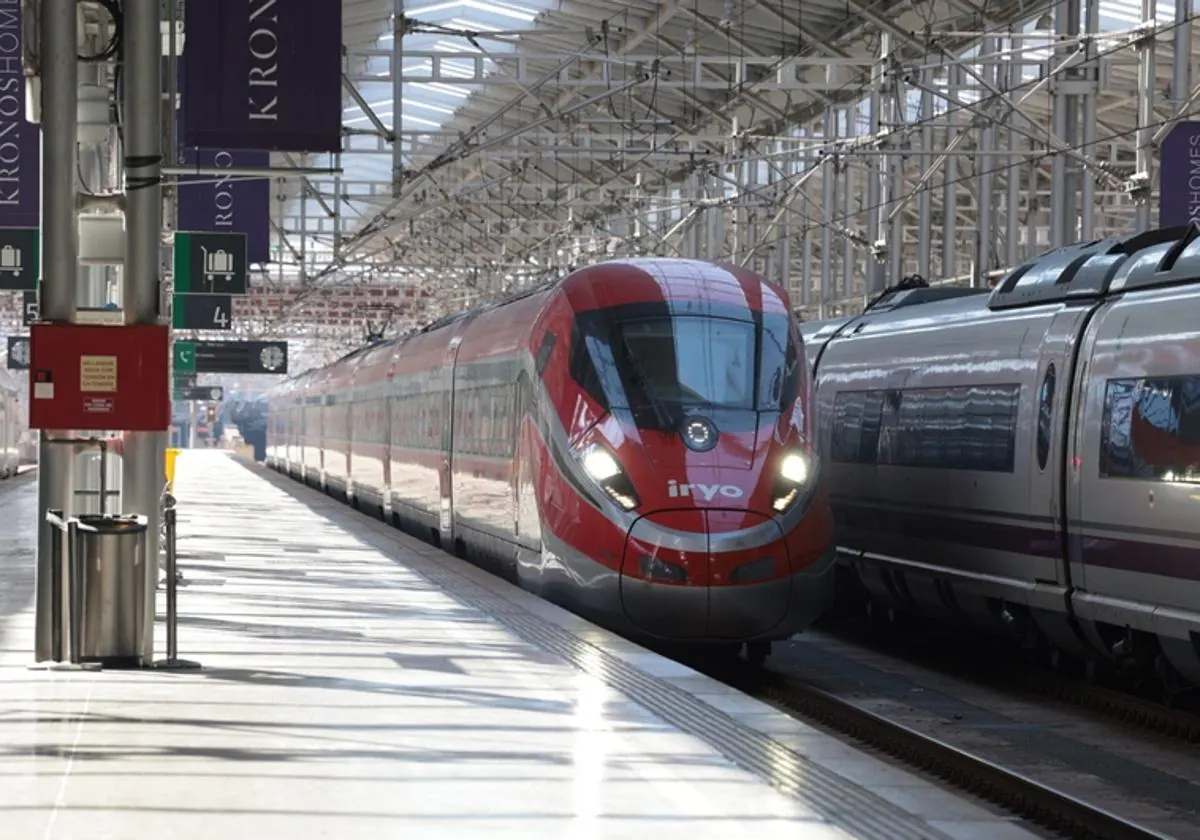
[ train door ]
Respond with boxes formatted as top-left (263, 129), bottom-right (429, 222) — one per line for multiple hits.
top-left (1028, 307), bottom-right (1092, 649)
top-left (439, 335), bottom-right (464, 547)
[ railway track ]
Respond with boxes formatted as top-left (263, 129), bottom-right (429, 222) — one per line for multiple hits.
top-left (821, 612), bottom-right (1200, 744)
top-left (712, 661), bottom-right (1177, 840)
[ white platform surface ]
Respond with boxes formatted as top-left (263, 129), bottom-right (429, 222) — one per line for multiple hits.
top-left (0, 452), bottom-right (1040, 839)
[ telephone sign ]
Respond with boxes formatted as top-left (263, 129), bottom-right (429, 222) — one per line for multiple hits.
top-left (0, 228), bottom-right (39, 291)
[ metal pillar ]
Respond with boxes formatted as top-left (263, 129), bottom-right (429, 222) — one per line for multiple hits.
top-left (391, 0), bottom-right (405, 197)
top-left (976, 37), bottom-right (996, 286)
top-left (865, 88), bottom-right (882, 291)
top-left (34, 0), bottom-right (80, 662)
top-left (884, 37), bottom-right (905, 283)
top-left (122, 0), bottom-right (164, 665)
top-left (1005, 34), bottom-right (1022, 266)
top-left (941, 65), bottom-right (959, 279)
top-left (841, 107), bottom-right (855, 300)
top-left (819, 106), bottom-right (835, 315)
top-left (1081, 0), bottom-right (1100, 241)
top-left (917, 72), bottom-right (934, 280)
top-left (777, 142), bottom-right (792, 295)
top-left (1175, 0), bottom-right (1193, 110)
top-left (76, 144), bottom-right (119, 516)
top-left (1135, 0), bottom-right (1156, 232)
top-left (800, 147), bottom-right (813, 310)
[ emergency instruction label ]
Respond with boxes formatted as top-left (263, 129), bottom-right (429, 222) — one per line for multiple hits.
top-left (80, 355), bottom-right (118, 392)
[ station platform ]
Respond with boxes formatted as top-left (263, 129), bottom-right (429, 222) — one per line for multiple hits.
top-left (0, 451), bottom-right (1039, 839)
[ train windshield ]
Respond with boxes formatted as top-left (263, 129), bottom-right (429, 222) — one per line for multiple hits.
top-left (571, 308), bottom-right (798, 419)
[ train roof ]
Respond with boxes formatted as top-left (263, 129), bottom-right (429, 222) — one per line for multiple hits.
top-left (801, 223), bottom-right (1200, 340)
top-left (267, 256), bottom-right (791, 395)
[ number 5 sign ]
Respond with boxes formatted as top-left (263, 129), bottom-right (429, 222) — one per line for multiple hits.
top-left (22, 290), bottom-right (37, 325)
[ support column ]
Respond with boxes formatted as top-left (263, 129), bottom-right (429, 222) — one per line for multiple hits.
top-left (841, 107), bottom-right (856, 300)
top-left (76, 143), bottom-right (117, 516)
top-left (1175, 0), bottom-right (1192, 110)
top-left (917, 72), bottom-right (934, 280)
top-left (391, 0), bottom-right (405, 198)
top-left (819, 107), bottom-right (836, 315)
top-left (122, 0), bottom-right (164, 665)
top-left (976, 37), bottom-right (996, 285)
top-left (1006, 33), bottom-right (1022, 265)
top-left (941, 65), bottom-right (959, 279)
top-left (1134, 0), bottom-right (1156, 232)
top-left (777, 142), bottom-right (792, 295)
top-left (800, 146), bottom-right (813, 310)
top-left (865, 88), bottom-right (883, 290)
top-left (34, 0), bottom-right (80, 661)
top-left (1081, 0), bottom-right (1100, 241)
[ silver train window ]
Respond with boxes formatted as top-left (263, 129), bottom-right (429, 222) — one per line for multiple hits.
top-left (1100, 376), bottom-right (1200, 482)
top-left (831, 385), bottom-right (1020, 473)
top-left (1037, 364), bottom-right (1056, 471)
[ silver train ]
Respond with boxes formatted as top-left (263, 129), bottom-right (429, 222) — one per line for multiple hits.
top-left (801, 224), bottom-right (1200, 693)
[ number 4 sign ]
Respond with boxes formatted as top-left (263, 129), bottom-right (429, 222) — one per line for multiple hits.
top-left (172, 292), bottom-right (234, 331)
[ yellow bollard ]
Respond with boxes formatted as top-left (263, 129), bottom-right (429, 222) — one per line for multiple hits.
top-left (165, 447), bottom-right (181, 492)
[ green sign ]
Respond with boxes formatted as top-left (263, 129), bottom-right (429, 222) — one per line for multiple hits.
top-left (0, 227), bottom-right (40, 291)
top-left (174, 341), bottom-right (197, 374)
top-left (174, 231), bottom-right (248, 295)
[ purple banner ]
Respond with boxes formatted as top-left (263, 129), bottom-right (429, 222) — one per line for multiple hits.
top-left (181, 0), bottom-right (343, 153)
top-left (176, 147), bottom-right (271, 264)
top-left (0, 0), bottom-right (39, 228)
top-left (1160, 122), bottom-right (1200, 228)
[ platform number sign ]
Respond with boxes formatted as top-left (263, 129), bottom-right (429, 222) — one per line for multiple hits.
top-left (172, 293), bottom-right (233, 331)
top-left (22, 290), bottom-right (37, 325)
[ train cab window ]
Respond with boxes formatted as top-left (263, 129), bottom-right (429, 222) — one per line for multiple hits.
top-left (535, 332), bottom-right (556, 377)
top-left (1100, 375), bottom-right (1200, 482)
top-left (759, 314), bottom-right (800, 410)
top-left (1036, 364), bottom-right (1056, 471)
top-left (569, 326), bottom-right (610, 410)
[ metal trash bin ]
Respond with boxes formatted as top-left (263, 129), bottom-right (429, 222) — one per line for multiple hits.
top-left (74, 514), bottom-right (151, 666)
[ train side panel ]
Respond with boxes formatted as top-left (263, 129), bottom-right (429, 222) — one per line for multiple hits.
top-left (450, 292), bottom-right (550, 568)
top-left (346, 344), bottom-right (395, 514)
top-left (813, 297), bottom-right (1073, 636)
top-left (1068, 283), bottom-right (1200, 683)
top-left (387, 324), bottom-right (469, 542)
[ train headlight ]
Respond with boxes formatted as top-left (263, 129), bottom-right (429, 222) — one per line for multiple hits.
top-left (582, 447), bottom-right (621, 481)
top-left (779, 452), bottom-right (810, 484)
top-left (772, 450), bottom-right (815, 513)
top-left (579, 444), bottom-right (641, 511)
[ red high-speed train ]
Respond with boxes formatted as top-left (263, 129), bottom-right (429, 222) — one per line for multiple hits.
top-left (265, 258), bottom-right (835, 661)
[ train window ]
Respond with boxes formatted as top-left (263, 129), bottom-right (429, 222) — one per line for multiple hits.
top-left (536, 332), bottom-right (556, 377)
top-left (1100, 375), bottom-right (1200, 482)
top-left (759, 314), bottom-right (800, 410)
top-left (1037, 364), bottom-right (1055, 471)
top-left (832, 384), bottom-right (1019, 472)
top-left (569, 327), bottom-right (610, 410)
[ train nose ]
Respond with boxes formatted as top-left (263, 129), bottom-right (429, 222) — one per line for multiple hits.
top-left (618, 509), bottom-right (792, 640)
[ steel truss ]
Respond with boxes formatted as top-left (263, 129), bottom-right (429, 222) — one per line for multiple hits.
top-left (248, 0), bottom-right (1199, 351)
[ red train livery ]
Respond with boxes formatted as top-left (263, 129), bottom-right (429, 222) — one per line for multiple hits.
top-left (265, 258), bottom-right (836, 660)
